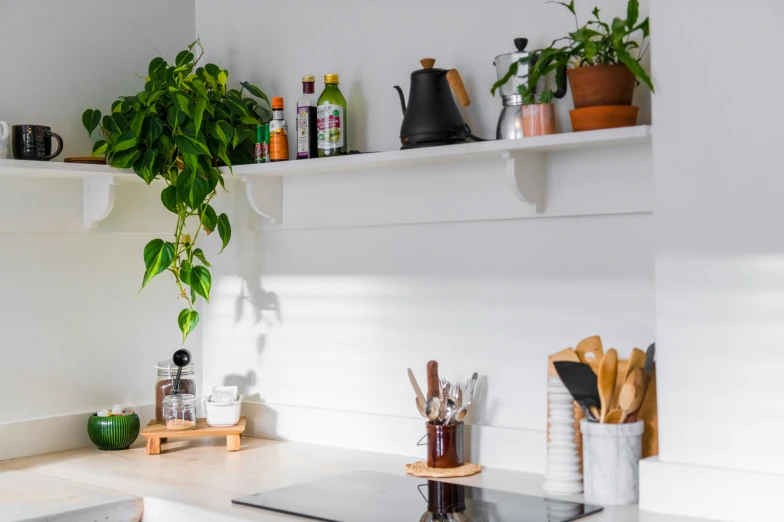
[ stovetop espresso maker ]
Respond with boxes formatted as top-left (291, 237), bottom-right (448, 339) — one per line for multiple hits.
top-left (493, 38), bottom-right (567, 140)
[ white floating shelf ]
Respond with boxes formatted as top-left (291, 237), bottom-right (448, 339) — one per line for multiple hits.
top-left (0, 125), bottom-right (651, 229)
top-left (230, 125), bottom-right (652, 223)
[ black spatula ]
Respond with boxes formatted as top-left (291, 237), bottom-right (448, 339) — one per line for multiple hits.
top-left (554, 361), bottom-right (601, 422)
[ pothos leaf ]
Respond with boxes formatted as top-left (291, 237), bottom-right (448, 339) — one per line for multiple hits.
top-left (217, 213), bottom-right (231, 253)
top-left (193, 248), bottom-right (212, 267)
top-left (161, 185), bottom-right (178, 213)
top-left (177, 309), bottom-right (199, 343)
top-left (202, 204), bottom-right (218, 233)
top-left (141, 239), bottom-right (175, 288)
top-left (190, 265), bottom-right (211, 302)
top-left (82, 109), bottom-right (101, 136)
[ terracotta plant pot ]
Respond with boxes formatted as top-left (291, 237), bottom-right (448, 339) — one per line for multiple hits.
top-left (522, 103), bottom-right (555, 137)
top-left (569, 105), bottom-right (639, 132)
top-left (567, 64), bottom-right (636, 109)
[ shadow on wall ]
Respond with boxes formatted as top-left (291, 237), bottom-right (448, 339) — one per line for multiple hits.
top-left (224, 370), bottom-right (262, 403)
top-left (234, 232), bottom-right (282, 361)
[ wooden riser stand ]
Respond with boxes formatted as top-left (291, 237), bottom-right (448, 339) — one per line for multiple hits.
top-left (141, 417), bottom-right (246, 455)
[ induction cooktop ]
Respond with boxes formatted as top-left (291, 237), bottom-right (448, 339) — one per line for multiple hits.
top-left (232, 470), bottom-right (602, 522)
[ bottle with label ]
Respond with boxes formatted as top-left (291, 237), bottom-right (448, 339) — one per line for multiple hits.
top-left (317, 74), bottom-right (347, 157)
top-left (269, 97), bottom-right (289, 162)
top-left (254, 124), bottom-right (265, 163)
top-left (296, 75), bottom-right (318, 159)
top-left (262, 123), bottom-right (270, 163)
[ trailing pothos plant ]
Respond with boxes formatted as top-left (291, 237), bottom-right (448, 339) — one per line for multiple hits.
top-left (492, 0), bottom-right (652, 96)
top-left (82, 39), bottom-right (270, 343)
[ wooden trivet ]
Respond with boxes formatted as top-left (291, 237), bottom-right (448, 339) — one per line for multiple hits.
top-left (405, 461), bottom-right (482, 478)
top-left (140, 417), bottom-right (245, 455)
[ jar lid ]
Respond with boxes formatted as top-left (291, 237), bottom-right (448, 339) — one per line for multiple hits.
top-left (324, 74), bottom-right (339, 84)
top-left (155, 360), bottom-right (194, 371)
top-left (163, 393), bottom-right (196, 405)
top-left (302, 75), bottom-right (315, 82)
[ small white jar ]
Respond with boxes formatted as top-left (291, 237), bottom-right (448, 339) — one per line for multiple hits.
top-left (580, 419), bottom-right (644, 506)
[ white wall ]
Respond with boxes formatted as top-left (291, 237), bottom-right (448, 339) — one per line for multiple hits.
top-left (196, 0), bottom-right (655, 473)
top-left (195, 0), bottom-right (651, 154)
top-left (640, 0), bottom-right (784, 520)
top-left (0, 0), bottom-right (196, 457)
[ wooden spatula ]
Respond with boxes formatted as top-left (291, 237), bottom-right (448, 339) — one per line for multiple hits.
top-left (575, 336), bottom-right (603, 373)
top-left (597, 348), bottom-right (618, 423)
top-left (619, 368), bottom-right (645, 423)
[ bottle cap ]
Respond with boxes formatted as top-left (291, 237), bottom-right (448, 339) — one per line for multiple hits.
top-left (302, 75), bottom-right (315, 82)
top-left (272, 97), bottom-right (284, 109)
top-left (324, 74), bottom-right (339, 84)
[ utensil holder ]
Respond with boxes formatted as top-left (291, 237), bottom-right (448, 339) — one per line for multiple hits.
top-left (580, 419), bottom-right (644, 506)
top-left (425, 422), bottom-right (464, 468)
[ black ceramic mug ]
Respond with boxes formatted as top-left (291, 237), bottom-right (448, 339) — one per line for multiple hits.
top-left (12, 125), bottom-right (63, 161)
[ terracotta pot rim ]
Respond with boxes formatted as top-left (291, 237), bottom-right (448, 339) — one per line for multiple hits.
top-left (567, 63), bottom-right (631, 72)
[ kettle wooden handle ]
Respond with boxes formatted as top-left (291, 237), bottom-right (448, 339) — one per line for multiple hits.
top-left (446, 69), bottom-right (471, 107)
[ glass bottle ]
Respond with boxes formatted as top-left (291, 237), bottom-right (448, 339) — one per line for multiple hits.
top-left (297, 75), bottom-right (318, 159)
top-left (269, 97), bottom-right (289, 162)
top-left (317, 74), bottom-right (348, 157)
top-left (154, 360), bottom-right (195, 424)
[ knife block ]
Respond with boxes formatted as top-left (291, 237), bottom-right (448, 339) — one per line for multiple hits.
top-left (546, 350), bottom-right (658, 473)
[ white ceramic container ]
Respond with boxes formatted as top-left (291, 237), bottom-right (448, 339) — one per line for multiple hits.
top-left (580, 419), bottom-right (644, 505)
top-left (203, 394), bottom-right (243, 427)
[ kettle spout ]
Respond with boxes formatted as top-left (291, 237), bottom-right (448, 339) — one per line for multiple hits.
top-left (393, 85), bottom-right (406, 115)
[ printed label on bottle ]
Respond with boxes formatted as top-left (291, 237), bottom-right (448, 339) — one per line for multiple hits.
top-left (317, 104), bottom-right (344, 149)
top-left (297, 106), bottom-right (310, 158)
top-left (254, 142), bottom-right (263, 163)
top-left (270, 119), bottom-right (288, 161)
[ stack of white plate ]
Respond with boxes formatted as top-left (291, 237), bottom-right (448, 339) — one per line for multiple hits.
top-left (542, 375), bottom-right (583, 495)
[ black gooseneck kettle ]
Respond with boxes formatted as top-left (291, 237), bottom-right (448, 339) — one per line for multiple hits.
top-left (393, 58), bottom-right (484, 149)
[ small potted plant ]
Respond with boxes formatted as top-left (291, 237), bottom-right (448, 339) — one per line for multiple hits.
top-left (520, 86), bottom-right (556, 137)
top-left (492, 0), bottom-right (653, 132)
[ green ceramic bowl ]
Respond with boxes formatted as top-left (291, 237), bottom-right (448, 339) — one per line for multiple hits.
top-left (87, 413), bottom-right (140, 451)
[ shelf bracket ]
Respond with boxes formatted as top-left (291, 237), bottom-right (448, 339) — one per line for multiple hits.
top-left (502, 151), bottom-right (546, 213)
top-left (242, 175), bottom-right (283, 224)
top-left (82, 176), bottom-right (118, 229)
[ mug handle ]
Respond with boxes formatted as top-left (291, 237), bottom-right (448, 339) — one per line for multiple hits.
top-left (45, 131), bottom-right (63, 160)
top-left (0, 122), bottom-right (8, 141)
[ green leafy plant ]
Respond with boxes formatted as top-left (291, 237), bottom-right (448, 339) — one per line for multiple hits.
top-left (82, 39), bottom-right (270, 343)
top-left (518, 85), bottom-right (554, 105)
top-left (492, 0), bottom-right (652, 96)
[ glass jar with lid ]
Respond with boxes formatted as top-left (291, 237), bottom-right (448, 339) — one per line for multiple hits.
top-left (154, 360), bottom-right (196, 424)
top-left (163, 394), bottom-right (197, 430)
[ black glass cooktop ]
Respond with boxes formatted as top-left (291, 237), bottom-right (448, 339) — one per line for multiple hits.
top-left (232, 470), bottom-right (602, 522)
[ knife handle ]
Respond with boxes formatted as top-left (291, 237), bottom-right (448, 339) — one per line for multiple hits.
top-left (426, 360), bottom-right (439, 399)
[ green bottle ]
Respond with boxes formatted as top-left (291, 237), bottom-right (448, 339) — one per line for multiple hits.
top-left (317, 74), bottom-right (347, 157)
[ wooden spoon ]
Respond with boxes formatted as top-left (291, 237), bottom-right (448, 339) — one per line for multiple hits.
top-left (619, 368), bottom-right (645, 423)
top-left (604, 409), bottom-right (624, 424)
top-left (597, 348), bottom-right (618, 423)
top-left (575, 336), bottom-right (603, 373)
top-left (625, 348), bottom-right (646, 380)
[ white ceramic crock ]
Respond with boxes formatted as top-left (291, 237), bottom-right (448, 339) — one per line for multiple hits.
top-left (580, 419), bottom-right (644, 506)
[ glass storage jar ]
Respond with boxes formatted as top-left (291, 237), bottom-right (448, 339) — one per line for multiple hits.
top-left (155, 360), bottom-right (196, 423)
top-left (163, 394), bottom-right (197, 430)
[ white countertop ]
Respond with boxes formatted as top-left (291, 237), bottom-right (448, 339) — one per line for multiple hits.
top-left (0, 436), bottom-right (715, 522)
